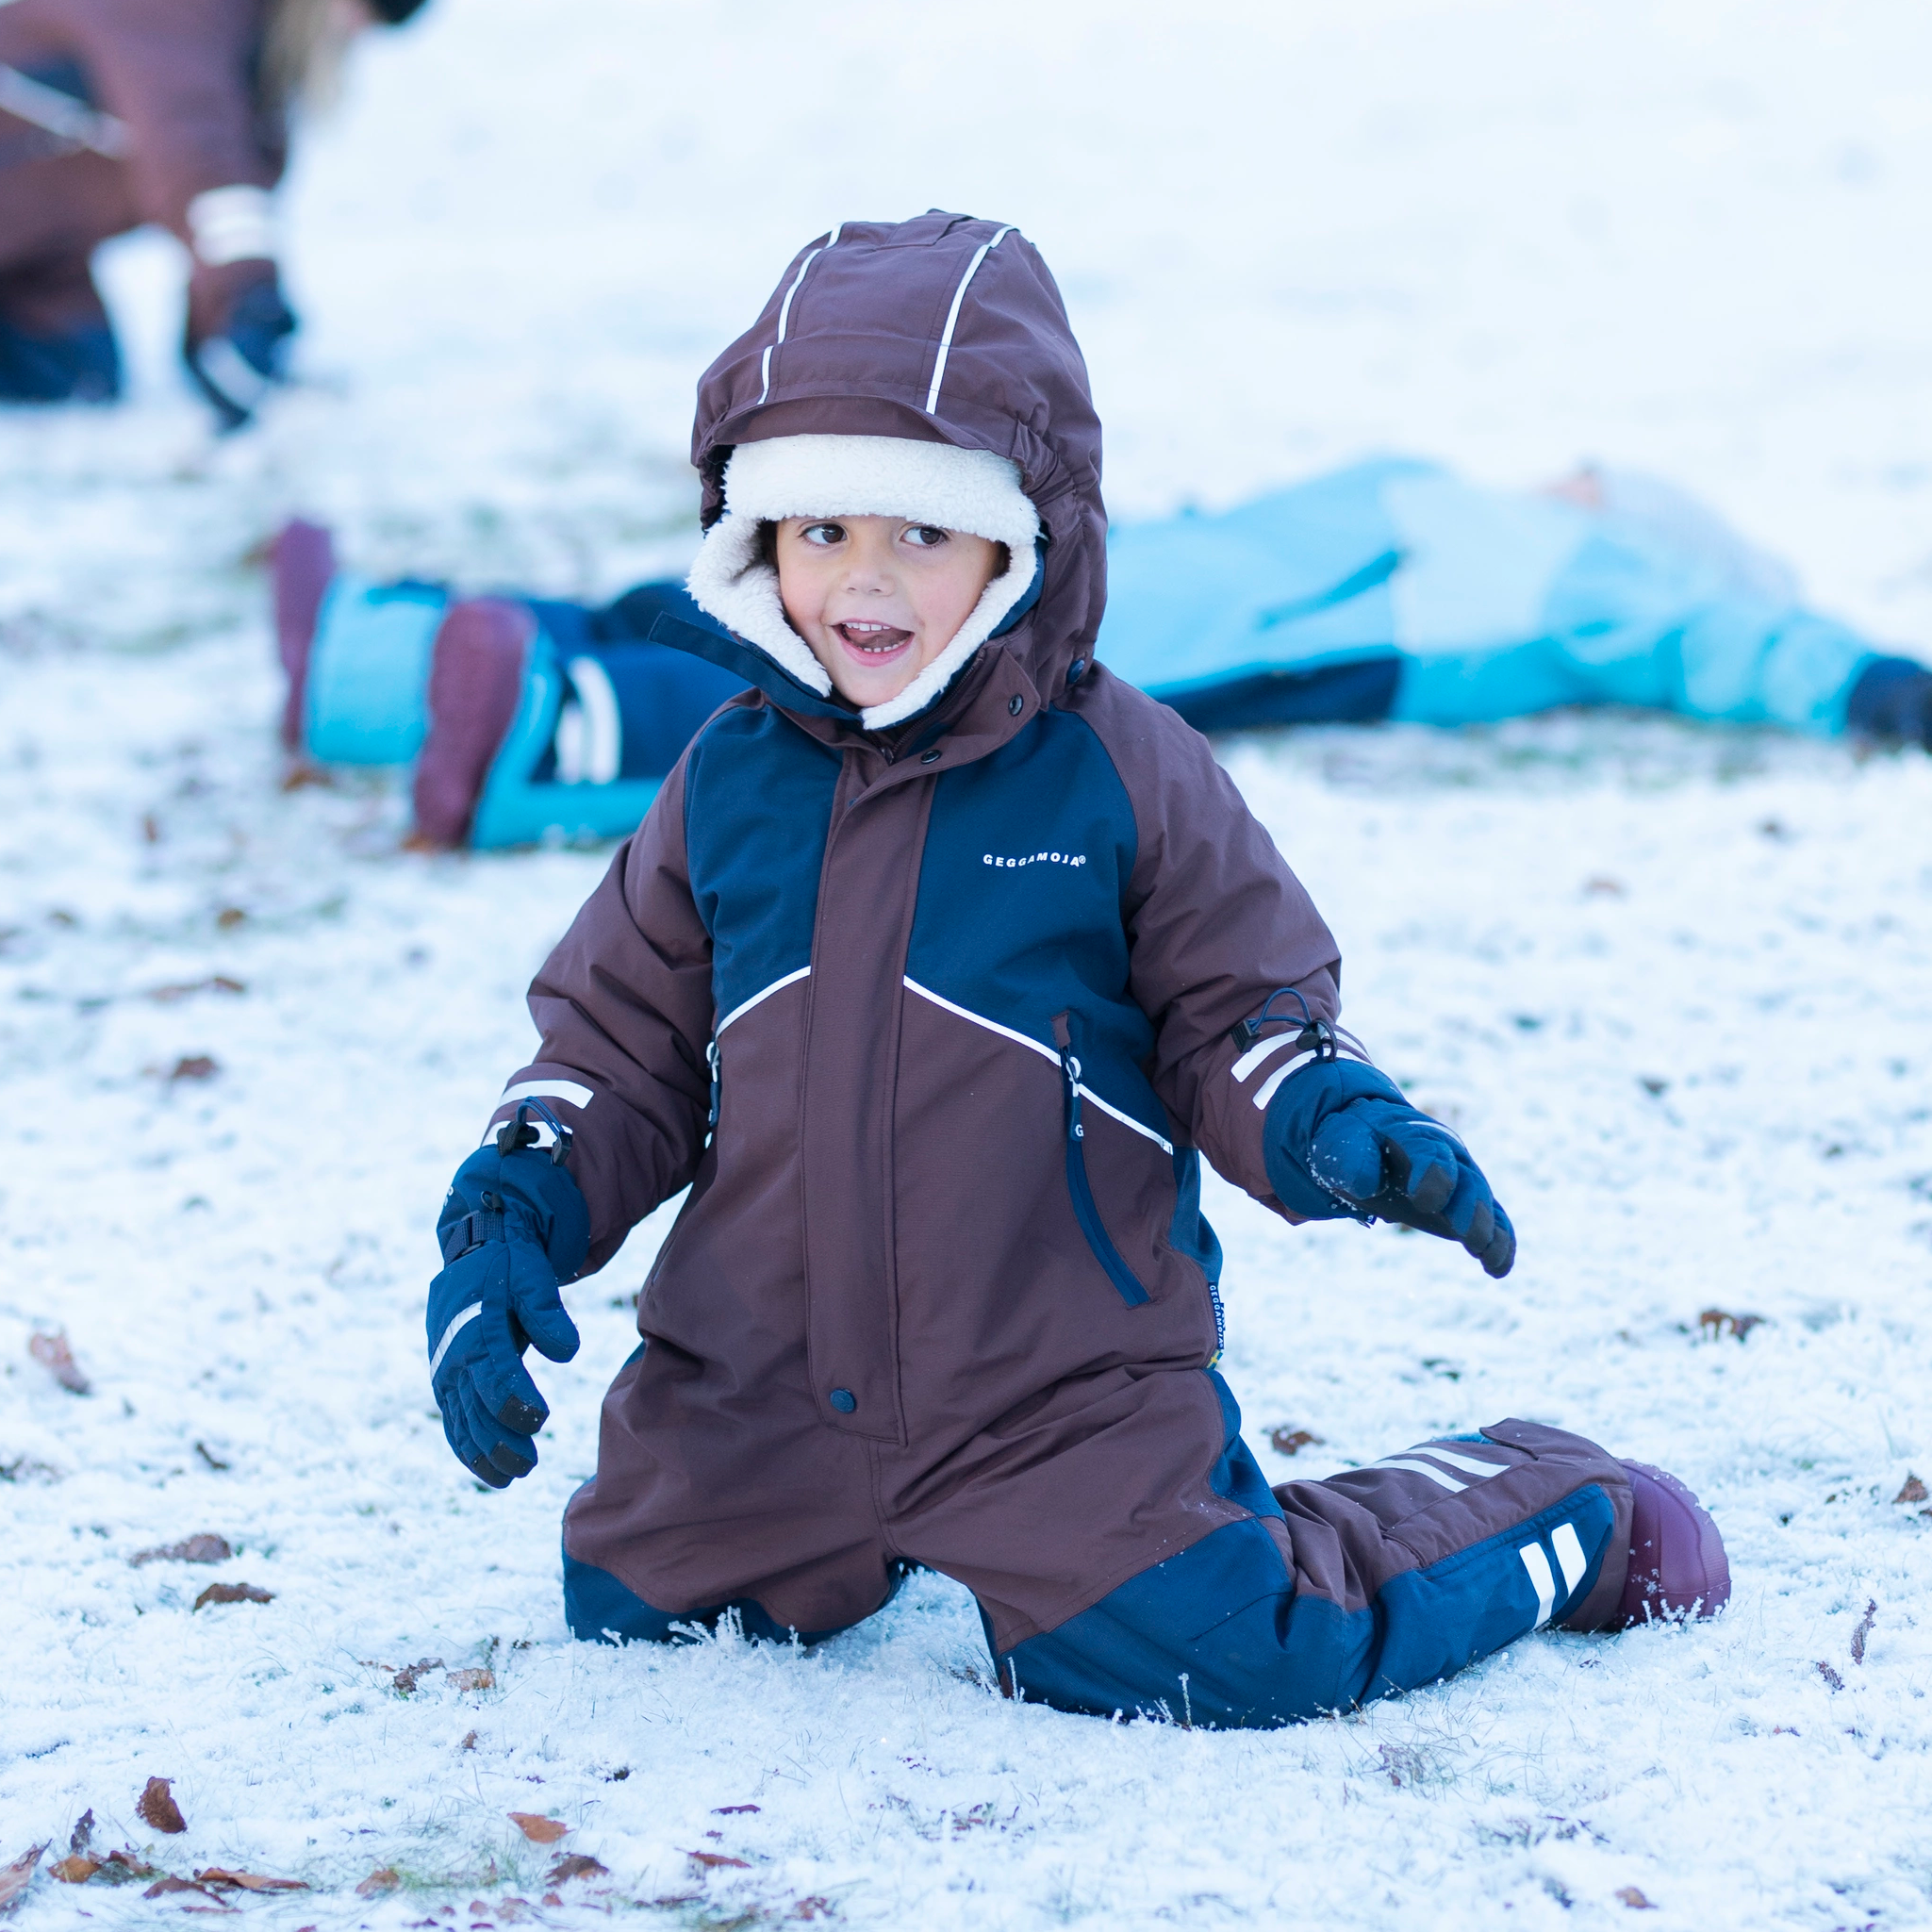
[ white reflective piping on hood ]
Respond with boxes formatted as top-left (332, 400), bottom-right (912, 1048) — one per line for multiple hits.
top-left (757, 230), bottom-right (839, 406)
top-left (923, 226), bottom-right (1016, 415)
top-left (902, 976), bottom-right (1175, 1154)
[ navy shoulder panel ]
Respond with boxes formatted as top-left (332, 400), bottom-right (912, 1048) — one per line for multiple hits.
top-left (684, 702), bottom-right (840, 1027)
top-left (909, 707), bottom-right (1168, 1137)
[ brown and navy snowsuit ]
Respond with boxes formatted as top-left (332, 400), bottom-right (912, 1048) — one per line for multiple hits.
top-left (491, 213), bottom-right (1633, 1726)
top-left (0, 0), bottom-right (285, 394)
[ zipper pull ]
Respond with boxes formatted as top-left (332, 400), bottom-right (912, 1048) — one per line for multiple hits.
top-left (705, 1038), bottom-right (720, 1142)
top-left (1051, 1011), bottom-right (1082, 1140)
top-left (1059, 1048), bottom-right (1084, 1140)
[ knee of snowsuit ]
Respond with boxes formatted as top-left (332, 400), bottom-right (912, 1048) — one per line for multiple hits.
top-left (297, 576), bottom-right (746, 844)
top-left (560, 1367), bottom-right (1629, 1730)
top-left (563, 1535), bottom-right (912, 1649)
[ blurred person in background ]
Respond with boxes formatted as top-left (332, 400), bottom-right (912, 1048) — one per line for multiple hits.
top-left (0, 0), bottom-right (426, 428)
top-left (267, 456), bottom-right (1932, 850)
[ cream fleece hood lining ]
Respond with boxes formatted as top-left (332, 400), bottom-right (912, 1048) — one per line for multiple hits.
top-left (684, 434), bottom-right (1043, 731)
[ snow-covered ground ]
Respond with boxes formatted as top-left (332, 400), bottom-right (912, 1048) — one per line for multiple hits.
top-left (4, 2), bottom-right (1932, 1926)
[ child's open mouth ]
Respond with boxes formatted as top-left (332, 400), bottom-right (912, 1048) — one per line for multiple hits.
top-left (834, 620), bottom-right (914, 660)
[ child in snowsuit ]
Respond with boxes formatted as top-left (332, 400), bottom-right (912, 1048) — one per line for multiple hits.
top-left (426, 213), bottom-right (1728, 1727)
top-left (0, 0), bottom-right (424, 426)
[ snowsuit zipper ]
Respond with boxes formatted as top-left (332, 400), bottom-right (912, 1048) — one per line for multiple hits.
top-left (1051, 1011), bottom-right (1151, 1308)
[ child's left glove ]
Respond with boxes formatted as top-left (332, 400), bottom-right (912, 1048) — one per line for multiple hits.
top-left (426, 1125), bottom-right (590, 1488)
top-left (1263, 1047), bottom-right (1516, 1279)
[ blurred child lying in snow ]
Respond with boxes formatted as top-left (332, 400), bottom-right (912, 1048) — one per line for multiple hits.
top-left (274, 450), bottom-right (1932, 849)
top-left (421, 212), bottom-right (1728, 1728)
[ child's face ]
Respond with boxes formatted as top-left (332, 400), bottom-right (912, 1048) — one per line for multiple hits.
top-left (775, 515), bottom-right (1001, 710)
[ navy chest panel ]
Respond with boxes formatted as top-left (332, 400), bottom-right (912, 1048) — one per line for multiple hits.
top-left (684, 705), bottom-right (840, 1026)
top-left (908, 710), bottom-right (1164, 1132)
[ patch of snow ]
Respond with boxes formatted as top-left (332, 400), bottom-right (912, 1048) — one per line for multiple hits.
top-left (4, 2), bottom-right (1931, 1927)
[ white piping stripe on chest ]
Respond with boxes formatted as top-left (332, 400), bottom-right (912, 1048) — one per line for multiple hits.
top-left (902, 977), bottom-right (1175, 1154)
top-left (717, 966), bottom-right (812, 1037)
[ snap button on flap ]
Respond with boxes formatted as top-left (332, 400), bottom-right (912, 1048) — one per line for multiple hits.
top-left (1008, 694), bottom-right (1024, 716)
top-left (919, 748), bottom-right (941, 765)
top-left (1066, 657), bottom-right (1087, 685)
top-left (829, 1388), bottom-right (857, 1413)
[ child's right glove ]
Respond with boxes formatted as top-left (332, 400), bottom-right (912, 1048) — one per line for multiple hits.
top-left (427, 1114), bottom-right (590, 1488)
top-left (1263, 1045), bottom-right (1516, 1279)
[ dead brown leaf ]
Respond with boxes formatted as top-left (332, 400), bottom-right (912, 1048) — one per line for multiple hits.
top-left (713, 1805), bottom-right (760, 1815)
top-left (355, 1867), bottom-right (400, 1898)
top-left (195, 1868), bottom-right (308, 1892)
top-left (546, 1854), bottom-right (608, 1883)
top-left (448, 1667), bottom-right (494, 1692)
top-left (1266, 1426), bottom-right (1324, 1456)
top-left (459, 1730), bottom-right (478, 1750)
top-left (143, 1875), bottom-right (217, 1900)
top-left (0, 1845), bottom-right (44, 1912)
top-left (508, 1813), bottom-right (569, 1844)
top-left (215, 907), bottom-right (247, 930)
top-left (685, 1850), bottom-right (751, 1870)
top-left (130, 1534), bottom-right (232, 1567)
top-left (1817, 1660), bottom-right (1844, 1692)
top-left (1584, 876), bottom-right (1627, 898)
top-left (1615, 1887), bottom-right (1657, 1909)
top-left (137, 1778), bottom-right (188, 1834)
top-left (790, 1901), bottom-right (833, 1923)
top-left (169, 1055), bottom-right (220, 1082)
top-left (1697, 1308), bottom-right (1763, 1342)
top-left (50, 1855), bottom-right (98, 1884)
top-left (98, 1849), bottom-right (159, 1882)
top-left (192, 1582), bottom-right (272, 1610)
top-left (389, 1658), bottom-right (444, 1693)
top-left (1894, 1473), bottom-right (1928, 1505)
top-left (27, 1329), bottom-right (90, 1395)
top-left (1851, 1598), bottom-right (1877, 1665)
top-left (147, 977), bottom-right (246, 1004)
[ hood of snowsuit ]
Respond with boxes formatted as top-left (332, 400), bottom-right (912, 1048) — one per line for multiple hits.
top-left (680, 212), bottom-right (1107, 734)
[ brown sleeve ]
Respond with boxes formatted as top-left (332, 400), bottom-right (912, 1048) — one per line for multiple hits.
top-left (1077, 669), bottom-right (1344, 1217)
top-left (488, 758), bottom-right (717, 1276)
top-left (71, 0), bottom-right (282, 293)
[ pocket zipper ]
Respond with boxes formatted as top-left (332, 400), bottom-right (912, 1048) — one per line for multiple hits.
top-left (1051, 1013), bottom-right (1152, 1308)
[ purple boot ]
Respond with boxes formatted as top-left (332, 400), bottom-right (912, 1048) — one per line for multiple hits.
top-left (407, 598), bottom-right (533, 849)
top-left (272, 519), bottom-right (337, 753)
top-left (1614, 1461), bottom-right (1730, 1626)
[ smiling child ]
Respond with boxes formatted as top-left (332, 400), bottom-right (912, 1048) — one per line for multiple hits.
top-left (423, 213), bottom-right (1727, 1726)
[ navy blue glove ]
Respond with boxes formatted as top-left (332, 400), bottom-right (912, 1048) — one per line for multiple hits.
top-left (1263, 1047), bottom-right (1516, 1279)
top-left (186, 277), bottom-right (297, 432)
top-left (427, 1112), bottom-right (589, 1488)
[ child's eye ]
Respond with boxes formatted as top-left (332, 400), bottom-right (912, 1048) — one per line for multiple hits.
top-left (800, 521), bottom-right (846, 546)
top-left (902, 525), bottom-right (950, 549)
